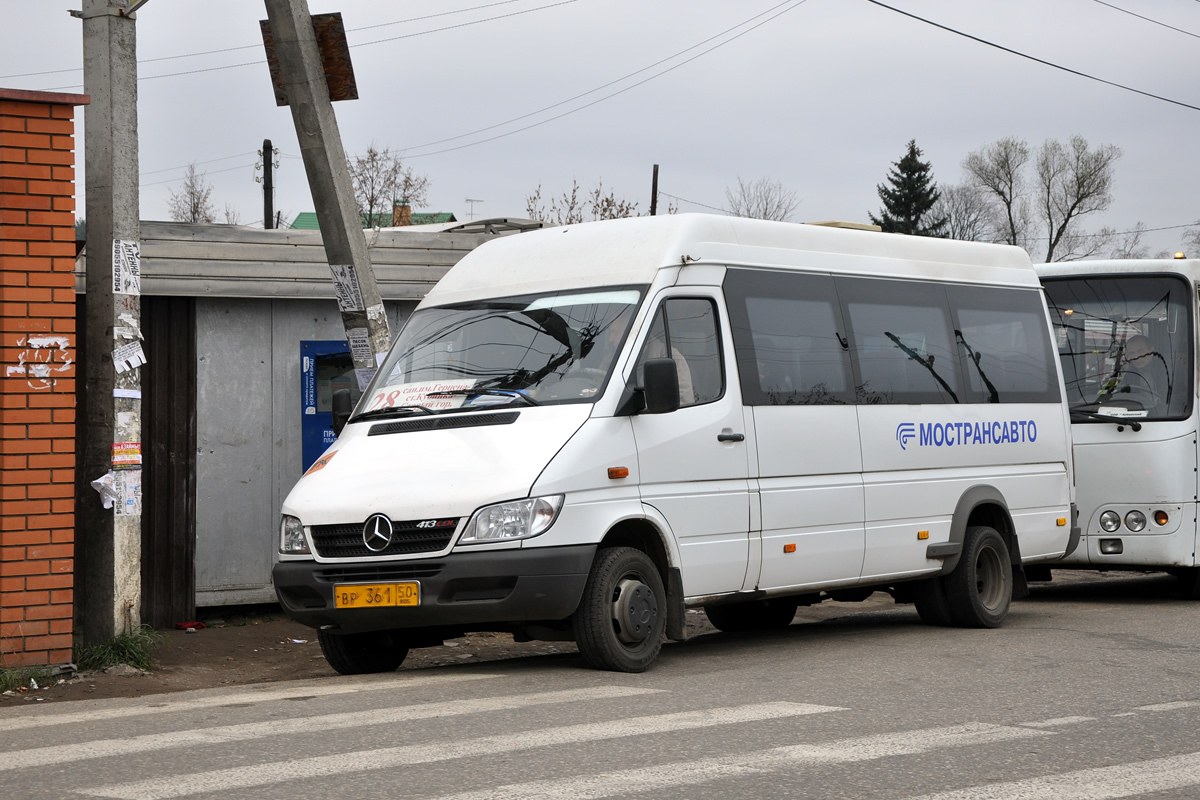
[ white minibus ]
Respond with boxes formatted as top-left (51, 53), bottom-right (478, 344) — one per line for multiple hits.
top-left (273, 214), bottom-right (1078, 673)
top-left (1037, 258), bottom-right (1199, 590)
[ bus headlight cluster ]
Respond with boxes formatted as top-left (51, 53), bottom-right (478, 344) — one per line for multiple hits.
top-left (1124, 510), bottom-right (1147, 532)
top-left (460, 495), bottom-right (564, 544)
top-left (1098, 509), bottom-right (1166, 533)
top-left (280, 515), bottom-right (310, 554)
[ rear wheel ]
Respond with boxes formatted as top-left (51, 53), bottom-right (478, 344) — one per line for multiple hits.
top-left (704, 598), bottom-right (799, 632)
top-left (573, 547), bottom-right (666, 672)
top-left (945, 526), bottom-right (1012, 628)
top-left (318, 629), bottom-right (410, 675)
top-left (1175, 567), bottom-right (1200, 599)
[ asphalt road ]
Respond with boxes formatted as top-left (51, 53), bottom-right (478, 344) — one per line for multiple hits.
top-left (4, 571), bottom-right (1200, 800)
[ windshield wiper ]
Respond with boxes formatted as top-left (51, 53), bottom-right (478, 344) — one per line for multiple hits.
top-left (349, 404), bottom-right (436, 423)
top-left (1070, 407), bottom-right (1142, 432)
top-left (426, 388), bottom-right (540, 406)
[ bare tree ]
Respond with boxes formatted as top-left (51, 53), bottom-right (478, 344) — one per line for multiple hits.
top-left (525, 179), bottom-right (640, 225)
top-left (1036, 136), bottom-right (1121, 262)
top-left (1108, 222), bottom-right (1149, 260)
top-left (167, 163), bottom-right (217, 223)
top-left (347, 144), bottom-right (430, 226)
top-left (963, 136), bottom-right (1121, 262)
top-left (931, 183), bottom-right (994, 242)
top-left (962, 137), bottom-right (1032, 249)
top-left (724, 176), bottom-right (798, 221)
top-left (1180, 223), bottom-right (1200, 257)
top-left (222, 203), bottom-right (242, 225)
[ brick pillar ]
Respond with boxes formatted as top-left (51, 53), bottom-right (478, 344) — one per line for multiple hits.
top-left (0, 88), bottom-right (89, 668)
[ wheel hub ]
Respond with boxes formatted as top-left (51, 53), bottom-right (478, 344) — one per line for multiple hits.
top-left (613, 578), bottom-right (658, 644)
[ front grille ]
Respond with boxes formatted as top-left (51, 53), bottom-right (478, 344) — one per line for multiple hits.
top-left (315, 563), bottom-right (444, 583)
top-left (311, 518), bottom-right (459, 558)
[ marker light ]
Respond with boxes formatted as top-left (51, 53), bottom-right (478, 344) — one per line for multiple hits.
top-left (1154, 510), bottom-right (1170, 526)
top-left (784, 543), bottom-right (796, 553)
top-left (608, 467), bottom-right (629, 479)
top-left (1174, 252), bottom-right (1187, 259)
top-left (917, 530), bottom-right (929, 540)
top-left (1099, 510), bottom-right (1121, 532)
top-left (1124, 510), bottom-right (1147, 532)
top-left (1099, 539), bottom-right (1123, 555)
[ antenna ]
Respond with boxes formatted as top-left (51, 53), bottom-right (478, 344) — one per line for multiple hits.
top-left (465, 198), bottom-right (483, 220)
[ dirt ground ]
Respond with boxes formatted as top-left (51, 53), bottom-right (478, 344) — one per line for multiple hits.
top-left (0, 570), bottom-right (1175, 706)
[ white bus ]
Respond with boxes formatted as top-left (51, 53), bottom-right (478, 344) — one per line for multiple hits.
top-left (1038, 258), bottom-right (1199, 591)
top-left (273, 214), bottom-right (1077, 673)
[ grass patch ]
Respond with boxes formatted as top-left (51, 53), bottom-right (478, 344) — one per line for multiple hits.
top-left (0, 666), bottom-right (54, 693)
top-left (74, 625), bottom-right (165, 672)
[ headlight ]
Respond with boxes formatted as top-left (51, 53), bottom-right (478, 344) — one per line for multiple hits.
top-left (1124, 510), bottom-right (1147, 532)
top-left (280, 515), bottom-right (310, 554)
top-left (1099, 510), bottom-right (1121, 532)
top-left (459, 495), bottom-right (564, 544)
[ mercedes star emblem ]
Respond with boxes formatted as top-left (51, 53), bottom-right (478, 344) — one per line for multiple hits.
top-left (362, 514), bottom-right (394, 552)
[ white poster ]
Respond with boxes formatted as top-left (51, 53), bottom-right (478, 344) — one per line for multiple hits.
top-left (114, 469), bottom-right (142, 517)
top-left (347, 327), bottom-right (372, 365)
top-left (112, 239), bottom-right (141, 296)
top-left (329, 264), bottom-right (365, 312)
top-left (112, 341), bottom-right (146, 373)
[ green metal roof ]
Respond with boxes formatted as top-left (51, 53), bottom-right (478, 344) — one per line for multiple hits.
top-left (290, 211), bottom-right (457, 230)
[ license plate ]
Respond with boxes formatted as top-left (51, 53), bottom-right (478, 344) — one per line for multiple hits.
top-left (334, 582), bottom-right (420, 609)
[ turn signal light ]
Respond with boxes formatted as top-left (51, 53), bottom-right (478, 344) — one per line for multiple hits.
top-left (607, 467), bottom-right (629, 479)
top-left (784, 543), bottom-right (796, 553)
top-left (1154, 510), bottom-right (1169, 526)
top-left (917, 530), bottom-right (929, 540)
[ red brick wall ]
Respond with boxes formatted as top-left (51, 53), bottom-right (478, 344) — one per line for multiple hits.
top-left (0, 89), bottom-right (88, 668)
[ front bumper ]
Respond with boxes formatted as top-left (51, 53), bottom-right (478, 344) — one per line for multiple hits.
top-left (272, 544), bottom-right (596, 635)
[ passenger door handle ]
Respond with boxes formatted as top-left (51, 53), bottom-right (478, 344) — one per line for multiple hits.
top-left (717, 432), bottom-right (745, 442)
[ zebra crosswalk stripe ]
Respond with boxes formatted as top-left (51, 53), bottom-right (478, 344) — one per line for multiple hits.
top-left (78, 702), bottom-right (843, 800)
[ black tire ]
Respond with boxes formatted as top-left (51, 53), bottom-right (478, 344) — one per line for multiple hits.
top-left (573, 547), bottom-right (666, 672)
top-left (945, 526), bottom-right (1012, 628)
top-left (911, 577), bottom-right (955, 627)
top-left (317, 629), bottom-right (410, 675)
top-left (1176, 567), bottom-right (1200, 599)
top-left (704, 598), bottom-right (798, 632)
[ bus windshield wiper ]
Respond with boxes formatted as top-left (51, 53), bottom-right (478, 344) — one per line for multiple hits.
top-left (350, 404), bottom-right (436, 423)
top-left (1070, 407), bottom-right (1142, 432)
top-left (426, 388), bottom-right (540, 406)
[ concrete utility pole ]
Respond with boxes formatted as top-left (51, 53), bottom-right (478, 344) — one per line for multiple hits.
top-left (260, 138), bottom-right (274, 229)
top-left (261, 0), bottom-right (391, 380)
top-left (78, 0), bottom-right (144, 645)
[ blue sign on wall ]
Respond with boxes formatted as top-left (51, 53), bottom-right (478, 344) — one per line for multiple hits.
top-left (300, 340), bottom-right (357, 473)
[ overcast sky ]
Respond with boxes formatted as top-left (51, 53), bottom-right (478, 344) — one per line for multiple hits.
top-left (4, 0), bottom-right (1199, 259)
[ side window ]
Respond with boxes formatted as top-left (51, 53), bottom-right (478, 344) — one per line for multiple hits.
top-left (838, 277), bottom-right (961, 404)
top-left (724, 268), bottom-right (852, 405)
top-left (635, 298), bottom-right (722, 407)
top-left (948, 286), bottom-right (1061, 404)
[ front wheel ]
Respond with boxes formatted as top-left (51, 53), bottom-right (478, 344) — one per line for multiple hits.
top-left (318, 629), bottom-right (410, 675)
top-left (945, 526), bottom-right (1012, 628)
top-left (573, 547), bottom-right (666, 672)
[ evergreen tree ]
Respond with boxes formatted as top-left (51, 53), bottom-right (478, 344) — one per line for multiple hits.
top-left (869, 140), bottom-right (947, 237)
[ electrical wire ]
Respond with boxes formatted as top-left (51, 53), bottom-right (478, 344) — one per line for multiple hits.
top-left (399, 0), bottom-right (802, 153)
top-left (0, 0), bottom-right (538, 80)
top-left (402, 0), bottom-right (809, 158)
top-left (1091, 0), bottom-right (1200, 39)
top-left (864, 0), bottom-right (1200, 113)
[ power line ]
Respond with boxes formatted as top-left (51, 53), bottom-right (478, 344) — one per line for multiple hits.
top-left (864, 0), bottom-right (1200, 113)
top-left (400, 0), bottom-right (802, 153)
top-left (403, 0), bottom-right (810, 159)
top-left (39, 0), bottom-right (579, 90)
top-left (139, 162), bottom-right (256, 188)
top-left (1091, 0), bottom-right (1200, 39)
top-left (657, 192), bottom-right (729, 214)
top-left (0, 0), bottom-right (535, 80)
top-left (140, 152), bottom-right (257, 177)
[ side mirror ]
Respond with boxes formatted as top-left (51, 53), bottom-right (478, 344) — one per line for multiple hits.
top-left (331, 388), bottom-right (352, 436)
top-left (641, 358), bottom-right (680, 414)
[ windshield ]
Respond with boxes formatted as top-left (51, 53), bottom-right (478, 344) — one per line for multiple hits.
top-left (357, 288), bottom-right (644, 416)
top-left (1043, 275), bottom-right (1193, 422)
